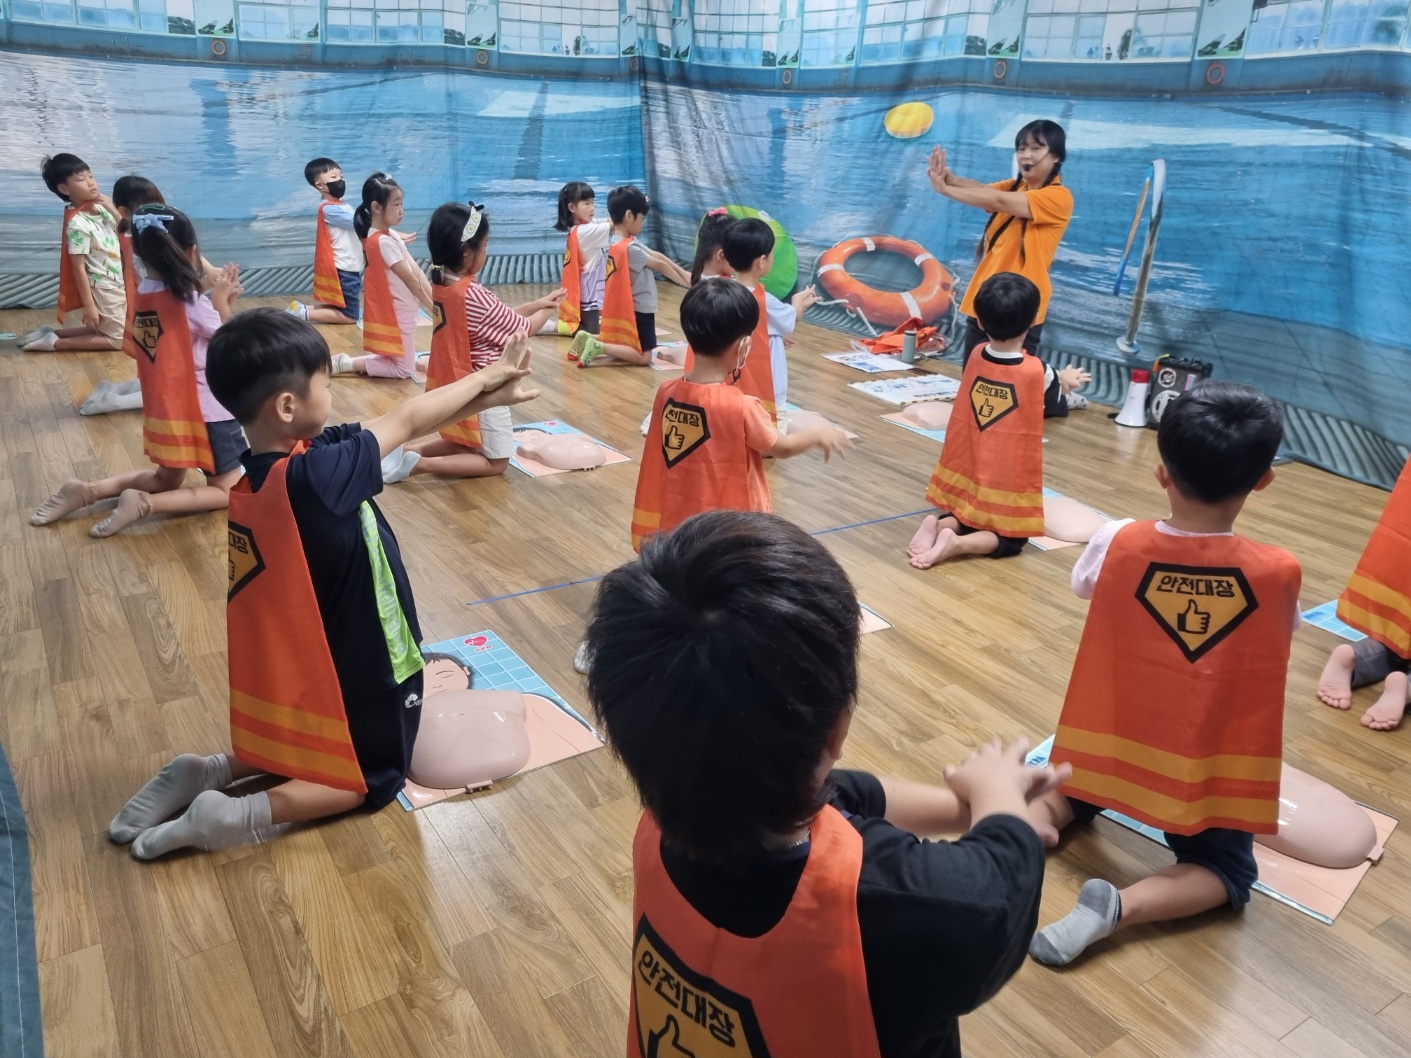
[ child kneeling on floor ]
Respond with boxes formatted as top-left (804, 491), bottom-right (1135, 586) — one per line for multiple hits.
top-left (107, 310), bottom-right (538, 858)
top-left (586, 509), bottom-right (1067, 1058)
top-left (907, 272), bottom-right (1046, 568)
top-left (1028, 381), bottom-right (1301, 965)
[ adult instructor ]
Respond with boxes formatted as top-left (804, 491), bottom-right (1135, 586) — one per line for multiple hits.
top-left (929, 119), bottom-right (1073, 366)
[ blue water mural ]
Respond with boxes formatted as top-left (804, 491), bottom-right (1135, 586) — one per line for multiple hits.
top-left (0, 51), bottom-right (646, 265)
top-left (1, 47), bottom-right (1408, 457)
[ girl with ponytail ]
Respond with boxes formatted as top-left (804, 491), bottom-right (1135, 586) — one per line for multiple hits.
top-left (339, 172), bottom-right (433, 378)
top-left (926, 121), bottom-right (1073, 368)
top-left (382, 200), bottom-right (558, 482)
top-left (30, 203), bottom-right (247, 537)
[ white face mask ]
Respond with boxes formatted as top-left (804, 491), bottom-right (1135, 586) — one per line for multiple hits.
top-left (730, 337), bottom-right (751, 385)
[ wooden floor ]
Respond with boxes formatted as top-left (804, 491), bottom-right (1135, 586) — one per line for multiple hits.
top-left (3, 286), bottom-right (1410, 1058)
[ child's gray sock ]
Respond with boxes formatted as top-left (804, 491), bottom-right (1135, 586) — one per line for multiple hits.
top-left (107, 753), bottom-right (234, 844)
top-left (1029, 879), bottom-right (1121, 966)
top-left (131, 789), bottom-right (272, 860)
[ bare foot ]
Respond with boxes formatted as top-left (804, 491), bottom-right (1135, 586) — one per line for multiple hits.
top-left (907, 515), bottom-right (940, 558)
top-left (1361, 672), bottom-right (1408, 732)
top-left (910, 527), bottom-right (958, 570)
top-left (30, 479), bottom-right (96, 525)
top-left (90, 489), bottom-right (152, 538)
top-left (1316, 644), bottom-right (1356, 710)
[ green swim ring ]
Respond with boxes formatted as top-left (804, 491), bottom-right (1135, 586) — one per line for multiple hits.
top-left (698, 205), bottom-right (798, 301)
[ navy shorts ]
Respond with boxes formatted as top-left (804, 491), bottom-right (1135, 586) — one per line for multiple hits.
top-left (579, 308), bottom-right (601, 335)
top-left (635, 311), bottom-right (658, 353)
top-left (206, 420), bottom-right (249, 476)
top-left (334, 268), bottom-right (362, 321)
top-left (1068, 796), bottom-right (1258, 909)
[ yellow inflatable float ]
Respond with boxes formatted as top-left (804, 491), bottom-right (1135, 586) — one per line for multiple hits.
top-left (884, 102), bottom-right (934, 140)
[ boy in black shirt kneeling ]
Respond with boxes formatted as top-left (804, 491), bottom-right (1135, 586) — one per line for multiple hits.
top-left (583, 510), bottom-right (1066, 1058)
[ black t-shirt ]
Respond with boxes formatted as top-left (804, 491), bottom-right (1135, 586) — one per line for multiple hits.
top-left (241, 424), bottom-right (422, 809)
top-left (658, 770), bottom-right (1045, 1058)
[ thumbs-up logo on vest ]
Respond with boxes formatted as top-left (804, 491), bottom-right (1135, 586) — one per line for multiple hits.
top-left (969, 376), bottom-right (1018, 430)
top-left (1137, 564), bottom-right (1258, 662)
top-left (660, 399), bottom-right (711, 468)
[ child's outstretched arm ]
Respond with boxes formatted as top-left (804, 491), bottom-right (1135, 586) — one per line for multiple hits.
top-left (645, 250), bottom-right (692, 287)
top-left (765, 421), bottom-right (852, 462)
top-left (790, 283), bottom-right (819, 317)
top-left (365, 336), bottom-right (539, 456)
top-left (512, 288), bottom-right (566, 335)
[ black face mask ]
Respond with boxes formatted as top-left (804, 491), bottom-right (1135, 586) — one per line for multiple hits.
top-left (325, 179), bottom-right (346, 199)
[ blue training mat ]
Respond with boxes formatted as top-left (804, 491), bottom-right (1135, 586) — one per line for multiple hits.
top-left (0, 739), bottom-right (45, 1058)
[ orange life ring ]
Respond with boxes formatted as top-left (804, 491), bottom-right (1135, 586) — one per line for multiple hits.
top-left (816, 236), bottom-right (954, 328)
top-left (1205, 61), bottom-right (1225, 86)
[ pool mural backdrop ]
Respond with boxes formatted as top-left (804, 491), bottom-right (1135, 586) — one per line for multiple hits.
top-left (0, 0), bottom-right (1408, 480)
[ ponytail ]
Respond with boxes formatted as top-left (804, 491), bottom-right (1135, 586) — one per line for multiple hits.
top-left (130, 204), bottom-right (202, 301)
top-left (354, 171), bottom-right (400, 240)
top-left (555, 181), bottom-right (594, 233)
top-left (690, 210), bottom-right (736, 285)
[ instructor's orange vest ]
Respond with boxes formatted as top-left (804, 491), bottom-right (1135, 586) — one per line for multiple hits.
top-left (627, 806), bottom-right (882, 1058)
top-left (227, 449), bottom-right (367, 793)
top-left (361, 231), bottom-right (405, 357)
top-left (428, 276), bottom-right (483, 449)
top-left (1053, 521), bottom-right (1301, 835)
top-left (1338, 456), bottom-right (1411, 659)
top-left (126, 286), bottom-right (215, 473)
top-left (119, 233), bottom-right (138, 361)
top-left (925, 346), bottom-right (1045, 536)
top-left (57, 206), bottom-right (83, 322)
top-left (600, 237), bottom-right (642, 355)
top-left (631, 379), bottom-right (771, 551)
top-left (313, 202), bottom-right (347, 309)
top-left (559, 226), bottom-right (583, 333)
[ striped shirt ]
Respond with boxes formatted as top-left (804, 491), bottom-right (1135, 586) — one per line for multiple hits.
top-left (465, 278), bottom-right (531, 370)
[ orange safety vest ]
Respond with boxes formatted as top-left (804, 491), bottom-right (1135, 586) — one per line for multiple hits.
top-left (56, 205), bottom-right (83, 322)
top-left (627, 806), bottom-right (882, 1058)
top-left (1053, 521), bottom-right (1301, 835)
top-left (925, 346), bottom-right (1045, 536)
top-left (361, 231), bottom-right (405, 357)
top-left (126, 286), bottom-right (215, 473)
top-left (428, 276), bottom-right (483, 449)
top-left (631, 379), bottom-right (771, 552)
top-left (559, 226), bottom-right (582, 333)
top-left (119, 233), bottom-right (138, 361)
top-left (600, 237), bottom-right (643, 355)
top-left (1338, 456), bottom-right (1411, 659)
top-left (226, 449), bottom-right (367, 793)
top-left (313, 202), bottom-right (347, 309)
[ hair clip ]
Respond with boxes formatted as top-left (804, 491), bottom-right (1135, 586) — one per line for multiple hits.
top-left (131, 214), bottom-right (173, 233)
top-left (462, 204), bottom-right (484, 243)
top-left (707, 207), bottom-right (729, 217)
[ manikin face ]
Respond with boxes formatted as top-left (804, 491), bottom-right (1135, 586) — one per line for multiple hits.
top-left (424, 657), bottom-right (472, 696)
top-left (1016, 136), bottom-right (1057, 184)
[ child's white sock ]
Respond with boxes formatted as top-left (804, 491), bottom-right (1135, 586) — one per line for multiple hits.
top-left (23, 332), bottom-right (58, 352)
top-left (108, 753), bottom-right (234, 844)
top-left (381, 447), bottom-right (421, 484)
top-left (131, 789), bottom-right (272, 860)
top-left (79, 379), bottom-right (143, 416)
top-left (1029, 879), bottom-right (1122, 965)
top-left (20, 324), bottom-right (54, 346)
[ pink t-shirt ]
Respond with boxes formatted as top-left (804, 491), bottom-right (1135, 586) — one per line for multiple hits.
top-left (465, 279), bottom-right (530, 371)
top-left (377, 233), bottom-right (421, 335)
top-left (138, 277), bottom-right (232, 423)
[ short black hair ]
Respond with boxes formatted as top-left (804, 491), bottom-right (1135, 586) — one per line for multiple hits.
top-left (1157, 381), bottom-right (1284, 504)
top-left (111, 175), bottom-right (164, 233)
top-left (679, 278), bottom-right (758, 358)
top-left (972, 272), bottom-right (1040, 342)
top-left (607, 185), bottom-right (649, 224)
top-left (304, 157), bottom-right (339, 187)
top-left (207, 308), bottom-right (333, 425)
top-left (555, 181), bottom-right (594, 232)
top-left (42, 154), bottom-right (89, 201)
top-left (721, 217), bottom-right (774, 273)
top-left (585, 511), bottom-right (860, 865)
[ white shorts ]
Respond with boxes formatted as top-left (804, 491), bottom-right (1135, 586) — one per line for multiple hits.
top-left (477, 405), bottom-right (514, 460)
